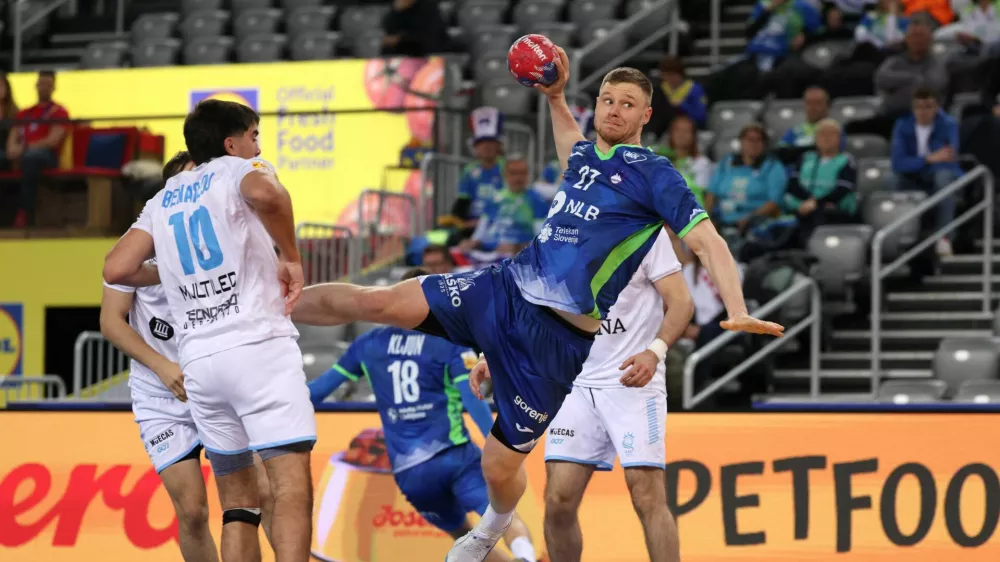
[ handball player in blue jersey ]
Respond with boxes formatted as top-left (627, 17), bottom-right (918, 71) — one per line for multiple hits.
top-left (302, 270), bottom-right (538, 562)
top-left (293, 46), bottom-right (783, 561)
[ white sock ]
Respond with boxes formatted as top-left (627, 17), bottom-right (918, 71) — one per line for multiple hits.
top-left (509, 536), bottom-right (536, 561)
top-left (477, 505), bottom-right (514, 536)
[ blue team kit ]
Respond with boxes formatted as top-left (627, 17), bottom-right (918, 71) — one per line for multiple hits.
top-left (420, 141), bottom-right (707, 452)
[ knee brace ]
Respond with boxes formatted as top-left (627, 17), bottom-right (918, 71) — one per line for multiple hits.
top-left (222, 507), bottom-right (262, 527)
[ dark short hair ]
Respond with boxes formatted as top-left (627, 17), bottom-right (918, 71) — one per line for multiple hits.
top-left (162, 151), bottom-right (193, 182)
top-left (658, 56), bottom-right (685, 77)
top-left (401, 268), bottom-right (428, 281)
top-left (600, 67), bottom-right (654, 103)
top-left (183, 99), bottom-right (260, 165)
top-left (913, 87), bottom-right (938, 102)
top-left (38, 71), bottom-right (55, 81)
top-left (422, 244), bottom-right (455, 264)
top-left (739, 122), bottom-right (768, 143)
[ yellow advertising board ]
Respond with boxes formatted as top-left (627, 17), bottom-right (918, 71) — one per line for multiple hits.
top-left (9, 58), bottom-right (442, 228)
top-left (1, 412), bottom-right (998, 561)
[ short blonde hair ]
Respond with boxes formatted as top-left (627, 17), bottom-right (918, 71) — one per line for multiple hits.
top-left (815, 118), bottom-right (842, 135)
top-left (600, 67), bottom-right (653, 104)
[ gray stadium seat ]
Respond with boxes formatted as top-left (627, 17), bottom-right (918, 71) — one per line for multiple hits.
top-left (807, 224), bottom-right (873, 297)
top-left (301, 347), bottom-right (340, 382)
top-left (475, 51), bottom-right (512, 83)
top-left (857, 157), bottom-right (894, 200)
top-left (469, 26), bottom-right (517, 58)
top-left (801, 39), bottom-right (851, 70)
top-left (876, 380), bottom-right (947, 403)
top-left (513, 0), bottom-right (563, 29)
top-left (625, 0), bottom-right (670, 42)
top-left (579, 20), bottom-right (626, 70)
top-left (764, 99), bottom-right (805, 139)
top-left (131, 13), bottom-right (179, 43)
top-left (520, 22), bottom-right (575, 49)
top-left (862, 190), bottom-right (927, 261)
top-left (846, 134), bottom-right (889, 159)
top-left (933, 337), bottom-right (1000, 393)
top-left (281, 0), bottom-right (323, 9)
top-left (352, 321), bottom-right (382, 339)
top-left (708, 100), bottom-right (763, 134)
top-left (352, 30), bottom-right (385, 58)
top-left (297, 323), bottom-right (348, 347)
top-left (290, 31), bottom-right (338, 61)
top-left (570, 0), bottom-right (616, 25)
top-left (81, 41), bottom-right (129, 69)
top-left (481, 81), bottom-right (533, 116)
top-left (238, 34), bottom-right (286, 63)
top-left (132, 38), bottom-right (181, 67)
top-left (234, 8), bottom-right (282, 40)
top-left (458, 1), bottom-right (507, 31)
top-left (182, 0), bottom-right (222, 14)
top-left (831, 96), bottom-right (880, 124)
top-left (339, 6), bottom-right (390, 40)
top-left (287, 5), bottom-right (336, 35)
top-left (954, 380), bottom-right (1000, 403)
top-left (950, 92), bottom-right (982, 122)
top-left (994, 307), bottom-right (1000, 336)
top-left (183, 36), bottom-right (234, 65)
top-left (181, 10), bottom-right (230, 40)
top-left (232, 0), bottom-right (273, 12)
top-left (711, 129), bottom-right (742, 160)
top-left (932, 41), bottom-right (965, 59)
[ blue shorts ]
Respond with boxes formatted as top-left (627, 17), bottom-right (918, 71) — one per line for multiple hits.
top-left (393, 442), bottom-right (488, 532)
top-left (419, 262), bottom-right (595, 452)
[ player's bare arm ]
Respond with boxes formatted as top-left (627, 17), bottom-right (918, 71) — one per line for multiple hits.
top-left (103, 229), bottom-right (160, 287)
top-left (682, 220), bottom-right (784, 337)
top-left (535, 46), bottom-right (586, 170)
top-left (619, 272), bottom-right (694, 388)
top-left (99, 286), bottom-right (187, 401)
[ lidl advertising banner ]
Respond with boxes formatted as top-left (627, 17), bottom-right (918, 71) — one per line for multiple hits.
top-left (1, 413), bottom-right (998, 561)
top-left (9, 58), bottom-right (441, 228)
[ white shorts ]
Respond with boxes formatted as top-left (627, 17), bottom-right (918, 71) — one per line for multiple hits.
top-left (544, 384), bottom-right (667, 470)
top-left (183, 336), bottom-right (317, 455)
top-left (132, 391), bottom-right (202, 473)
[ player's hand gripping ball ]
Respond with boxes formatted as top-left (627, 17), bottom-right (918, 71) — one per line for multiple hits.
top-left (508, 34), bottom-right (559, 88)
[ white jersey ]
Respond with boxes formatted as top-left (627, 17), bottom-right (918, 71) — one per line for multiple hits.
top-left (573, 230), bottom-right (682, 389)
top-left (104, 276), bottom-right (178, 398)
top-left (131, 156), bottom-right (297, 366)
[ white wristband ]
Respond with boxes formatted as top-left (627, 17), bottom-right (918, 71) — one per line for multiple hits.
top-left (647, 338), bottom-right (669, 362)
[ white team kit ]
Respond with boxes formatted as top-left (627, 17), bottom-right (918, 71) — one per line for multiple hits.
top-left (131, 156), bottom-right (316, 455)
top-left (105, 276), bottom-right (202, 473)
top-left (545, 229), bottom-right (681, 470)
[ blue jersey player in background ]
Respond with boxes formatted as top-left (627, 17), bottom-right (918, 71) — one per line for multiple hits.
top-left (292, 45), bottom-right (783, 562)
top-left (303, 270), bottom-right (540, 562)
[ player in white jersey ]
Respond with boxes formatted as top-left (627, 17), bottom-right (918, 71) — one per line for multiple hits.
top-left (103, 100), bottom-right (314, 562)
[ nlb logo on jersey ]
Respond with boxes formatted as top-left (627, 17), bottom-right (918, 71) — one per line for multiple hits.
top-left (189, 88), bottom-right (260, 111)
top-left (0, 303), bottom-right (23, 375)
top-left (623, 150), bottom-right (647, 164)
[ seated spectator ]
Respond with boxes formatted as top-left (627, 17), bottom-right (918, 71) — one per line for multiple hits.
top-left (781, 86), bottom-right (834, 147)
top-left (444, 106), bottom-right (506, 242)
top-left (0, 72), bottom-right (18, 173)
top-left (5, 71), bottom-right (69, 228)
top-left (705, 124), bottom-right (788, 232)
top-left (421, 244), bottom-right (455, 274)
top-left (935, 0), bottom-right (1000, 54)
top-left (821, 0), bottom-right (908, 98)
top-left (382, 0), bottom-right (452, 57)
top-left (891, 87), bottom-right (962, 255)
top-left (854, 0), bottom-right (910, 54)
top-left (901, 0), bottom-right (955, 26)
top-left (785, 118), bottom-right (858, 244)
top-left (652, 115), bottom-right (713, 206)
top-left (458, 156), bottom-right (547, 256)
top-left (648, 56), bottom-right (708, 137)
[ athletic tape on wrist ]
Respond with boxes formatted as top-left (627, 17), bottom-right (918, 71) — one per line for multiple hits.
top-left (647, 338), bottom-right (669, 363)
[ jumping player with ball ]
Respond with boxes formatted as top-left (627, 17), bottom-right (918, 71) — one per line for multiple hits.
top-left (292, 38), bottom-right (783, 562)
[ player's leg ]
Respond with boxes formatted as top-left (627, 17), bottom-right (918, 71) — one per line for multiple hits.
top-left (209, 457), bottom-right (263, 562)
top-left (543, 462), bottom-right (594, 562)
top-left (259, 448), bottom-right (313, 562)
top-left (253, 454), bottom-right (275, 548)
top-left (623, 467), bottom-right (679, 562)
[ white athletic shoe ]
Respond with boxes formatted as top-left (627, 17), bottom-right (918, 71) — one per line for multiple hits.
top-left (445, 519), bottom-right (511, 562)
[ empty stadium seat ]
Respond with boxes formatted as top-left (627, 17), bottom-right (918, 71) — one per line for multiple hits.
top-left (133, 38), bottom-right (181, 67)
top-left (81, 41), bottom-right (129, 69)
top-left (287, 5), bottom-right (336, 35)
top-left (458, 0), bottom-right (507, 31)
top-left (845, 134), bottom-right (889, 159)
top-left (950, 92), bottom-right (983, 122)
top-left (297, 323), bottom-right (347, 347)
top-left (184, 36), bottom-right (234, 65)
top-left (801, 39), bottom-right (851, 70)
top-left (182, 0), bottom-right (222, 14)
top-left (994, 307), bottom-right (1000, 336)
top-left (352, 321), bottom-right (382, 339)
top-left (131, 13), bottom-right (179, 43)
top-left (475, 51), bottom-right (511, 83)
top-left (481, 81), bottom-right (534, 115)
top-left (339, 6), bottom-right (390, 40)
top-left (233, 0), bottom-right (273, 12)
top-left (711, 128), bottom-right (741, 160)
top-left (708, 100), bottom-right (762, 134)
top-left (807, 224), bottom-right (873, 297)
top-left (181, 10), bottom-right (230, 40)
top-left (763, 99), bottom-right (805, 138)
top-left (301, 346), bottom-right (340, 381)
top-left (290, 31), bottom-right (338, 60)
top-left (469, 26), bottom-right (517, 58)
top-left (570, 0), bottom-right (616, 25)
top-left (932, 41), bottom-right (965, 59)
top-left (238, 34), bottom-right (286, 63)
top-left (933, 337), bottom-right (1000, 392)
top-left (876, 380), bottom-right (947, 403)
top-left (352, 30), bottom-right (385, 58)
top-left (513, 0), bottom-right (563, 29)
top-left (520, 22), bottom-right (575, 49)
top-left (625, 0), bottom-right (670, 42)
top-left (954, 380), bottom-right (1000, 403)
top-left (857, 157), bottom-right (894, 200)
top-left (579, 20), bottom-right (626, 70)
top-left (862, 190), bottom-right (927, 261)
top-left (831, 96), bottom-right (880, 124)
top-left (234, 8), bottom-right (282, 40)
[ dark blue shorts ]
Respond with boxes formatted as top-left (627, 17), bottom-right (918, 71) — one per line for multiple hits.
top-left (393, 442), bottom-right (488, 532)
top-left (419, 262), bottom-right (595, 452)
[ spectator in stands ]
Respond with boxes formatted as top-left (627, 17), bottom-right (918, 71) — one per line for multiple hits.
top-left (891, 87), bottom-right (961, 255)
top-left (901, 0), bottom-right (955, 26)
top-left (5, 71), bottom-right (69, 229)
top-left (648, 56), bottom-right (708, 137)
top-left (421, 244), bottom-right (456, 274)
top-left (821, 0), bottom-right (909, 98)
top-left (781, 86), bottom-right (834, 147)
top-left (458, 156), bottom-right (547, 256)
top-left (382, 0), bottom-right (452, 57)
top-left (706, 124), bottom-right (788, 232)
top-left (855, 0), bottom-right (909, 52)
top-left (0, 72), bottom-right (18, 173)
top-left (935, 0), bottom-right (1000, 53)
top-left (785, 119), bottom-right (858, 244)
top-left (444, 106), bottom-right (505, 243)
top-left (653, 115), bottom-right (713, 206)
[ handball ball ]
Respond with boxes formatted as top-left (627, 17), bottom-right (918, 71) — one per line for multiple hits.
top-left (508, 34), bottom-right (559, 88)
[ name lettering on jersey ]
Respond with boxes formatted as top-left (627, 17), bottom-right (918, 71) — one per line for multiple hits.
top-left (549, 427), bottom-right (575, 437)
top-left (623, 150), bottom-right (647, 164)
top-left (387, 334), bottom-right (426, 357)
top-left (184, 293), bottom-right (240, 329)
top-left (178, 271), bottom-right (238, 301)
top-left (161, 173), bottom-right (216, 209)
top-left (514, 395), bottom-right (548, 423)
top-left (148, 429), bottom-right (174, 447)
top-left (597, 317), bottom-right (627, 336)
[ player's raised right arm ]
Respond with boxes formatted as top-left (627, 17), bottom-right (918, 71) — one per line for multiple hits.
top-left (535, 46), bottom-right (586, 171)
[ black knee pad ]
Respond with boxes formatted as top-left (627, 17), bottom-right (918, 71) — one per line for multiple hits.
top-left (223, 508), bottom-right (261, 527)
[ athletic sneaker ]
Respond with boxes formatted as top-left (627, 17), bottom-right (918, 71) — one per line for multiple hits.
top-left (445, 518), bottom-right (511, 562)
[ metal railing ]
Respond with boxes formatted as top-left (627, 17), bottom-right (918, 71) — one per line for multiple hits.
top-left (710, 0), bottom-right (722, 67)
top-left (355, 190), bottom-right (418, 275)
top-left (870, 166), bottom-right (995, 395)
top-left (682, 276), bottom-right (822, 410)
top-left (296, 223), bottom-right (356, 285)
top-left (1, 375), bottom-right (67, 403)
top-left (73, 330), bottom-right (129, 397)
top-left (419, 153), bottom-right (474, 224)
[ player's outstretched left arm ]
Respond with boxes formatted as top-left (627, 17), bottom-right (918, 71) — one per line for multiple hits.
top-left (619, 272), bottom-right (694, 387)
top-left (683, 221), bottom-right (784, 337)
top-left (307, 367), bottom-right (352, 406)
top-left (240, 168), bottom-right (303, 314)
top-left (103, 229), bottom-right (160, 287)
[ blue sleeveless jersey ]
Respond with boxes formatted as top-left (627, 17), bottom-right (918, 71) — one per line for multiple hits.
top-left (509, 141), bottom-right (707, 319)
